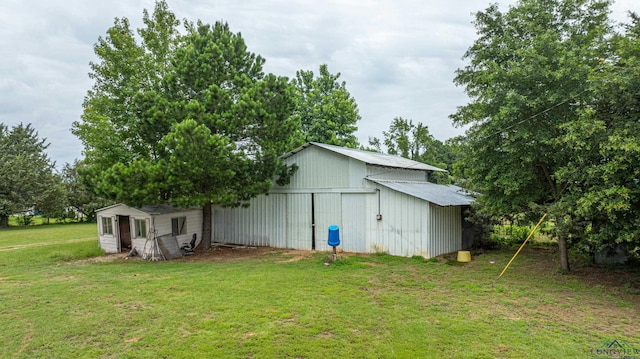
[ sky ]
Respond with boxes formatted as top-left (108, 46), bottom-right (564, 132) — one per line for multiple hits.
top-left (1, 0), bottom-right (638, 168)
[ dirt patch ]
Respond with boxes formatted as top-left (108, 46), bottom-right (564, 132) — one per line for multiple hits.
top-left (78, 244), bottom-right (640, 301)
top-left (73, 245), bottom-right (313, 264)
top-left (73, 252), bottom-right (128, 265)
top-left (174, 245), bottom-right (279, 263)
top-left (275, 250), bottom-right (314, 263)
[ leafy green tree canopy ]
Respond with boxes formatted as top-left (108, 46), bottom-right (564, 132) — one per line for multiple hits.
top-left (290, 64), bottom-right (361, 148)
top-left (61, 160), bottom-right (114, 222)
top-left (72, 1), bottom-right (297, 248)
top-left (554, 14), bottom-right (640, 257)
top-left (451, 0), bottom-right (614, 271)
top-left (0, 123), bottom-right (59, 227)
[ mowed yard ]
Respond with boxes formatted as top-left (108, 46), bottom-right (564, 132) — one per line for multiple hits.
top-left (0, 224), bottom-right (639, 358)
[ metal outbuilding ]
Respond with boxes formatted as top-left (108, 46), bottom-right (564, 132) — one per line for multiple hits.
top-left (213, 142), bottom-right (474, 258)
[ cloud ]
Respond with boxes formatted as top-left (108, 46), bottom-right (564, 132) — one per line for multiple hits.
top-left (0, 0), bottom-right (638, 167)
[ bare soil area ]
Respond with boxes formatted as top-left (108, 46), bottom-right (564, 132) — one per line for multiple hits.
top-left (175, 245), bottom-right (314, 263)
top-left (85, 243), bottom-right (639, 299)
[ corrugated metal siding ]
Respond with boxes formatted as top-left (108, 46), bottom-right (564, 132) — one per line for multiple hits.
top-left (365, 166), bottom-right (427, 181)
top-left (341, 193), bottom-right (368, 252)
top-left (428, 204), bottom-right (462, 257)
top-left (211, 189), bottom-right (463, 257)
top-left (209, 144), bottom-right (466, 257)
top-left (212, 195), bottom-right (285, 247)
top-left (313, 193), bottom-right (342, 251)
top-left (365, 191), bottom-right (383, 253)
top-left (266, 194), bottom-right (288, 248)
top-left (372, 187), bottom-right (425, 257)
top-left (287, 194), bottom-right (312, 249)
top-left (368, 187), bottom-right (461, 258)
top-left (281, 146), bottom-right (362, 189)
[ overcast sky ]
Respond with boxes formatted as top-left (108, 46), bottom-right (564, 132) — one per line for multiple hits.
top-left (1, 0), bottom-right (637, 168)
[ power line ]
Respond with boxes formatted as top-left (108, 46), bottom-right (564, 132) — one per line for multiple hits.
top-left (478, 87), bottom-right (590, 141)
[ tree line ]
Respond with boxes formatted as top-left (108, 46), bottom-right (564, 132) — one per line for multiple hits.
top-left (0, 124), bottom-right (111, 226)
top-left (3, 0), bottom-right (639, 271)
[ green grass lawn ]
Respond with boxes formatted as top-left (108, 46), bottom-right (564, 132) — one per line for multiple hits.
top-left (0, 222), bottom-right (96, 247)
top-left (0, 224), bottom-right (638, 358)
top-left (8, 215), bottom-right (83, 227)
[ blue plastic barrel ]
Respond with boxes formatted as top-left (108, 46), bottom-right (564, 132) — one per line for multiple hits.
top-left (328, 225), bottom-right (340, 247)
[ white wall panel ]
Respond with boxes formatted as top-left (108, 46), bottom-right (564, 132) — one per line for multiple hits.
top-left (375, 188), bottom-right (427, 257)
top-left (96, 204), bottom-right (202, 256)
top-left (428, 204), bottom-right (462, 257)
top-left (212, 195), bottom-right (285, 247)
top-left (282, 147), bottom-right (363, 190)
top-left (360, 185), bottom-right (463, 258)
top-left (265, 194), bottom-right (288, 248)
top-left (341, 193), bottom-right (367, 253)
top-left (155, 210), bottom-right (202, 243)
top-left (208, 145), bottom-right (465, 258)
top-left (287, 194), bottom-right (312, 250)
top-left (365, 167), bottom-right (428, 181)
top-left (313, 193), bottom-right (342, 252)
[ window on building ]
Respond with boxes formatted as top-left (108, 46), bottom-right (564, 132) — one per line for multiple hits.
top-left (134, 218), bottom-right (146, 238)
top-left (172, 216), bottom-right (187, 235)
top-left (102, 217), bottom-right (113, 235)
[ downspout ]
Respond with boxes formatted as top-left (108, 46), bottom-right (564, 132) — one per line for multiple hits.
top-left (375, 188), bottom-right (382, 221)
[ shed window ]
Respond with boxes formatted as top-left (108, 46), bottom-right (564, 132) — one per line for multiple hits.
top-left (134, 218), bottom-right (146, 238)
top-left (102, 217), bottom-right (113, 235)
top-left (172, 216), bottom-right (187, 235)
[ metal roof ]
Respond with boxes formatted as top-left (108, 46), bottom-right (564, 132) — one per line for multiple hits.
top-left (283, 142), bottom-right (447, 172)
top-left (368, 179), bottom-right (474, 206)
top-left (96, 203), bottom-right (197, 215)
top-left (137, 204), bottom-right (199, 215)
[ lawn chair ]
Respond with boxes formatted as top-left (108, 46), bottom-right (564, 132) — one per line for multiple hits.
top-left (180, 233), bottom-right (197, 256)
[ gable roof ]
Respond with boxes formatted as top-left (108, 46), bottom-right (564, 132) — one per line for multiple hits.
top-left (367, 179), bottom-right (474, 206)
top-left (137, 204), bottom-right (197, 215)
top-left (283, 142), bottom-right (447, 172)
top-left (96, 203), bottom-right (198, 215)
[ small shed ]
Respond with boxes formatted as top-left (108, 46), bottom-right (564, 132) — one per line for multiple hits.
top-left (96, 203), bottom-right (202, 258)
top-left (212, 142), bottom-right (474, 258)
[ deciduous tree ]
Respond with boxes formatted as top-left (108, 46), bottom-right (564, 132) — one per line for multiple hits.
top-left (554, 14), bottom-right (640, 259)
top-left (61, 161), bottom-right (113, 222)
top-left (73, 1), bottom-right (297, 249)
top-left (369, 117), bottom-right (455, 183)
top-left (290, 64), bottom-right (360, 148)
top-left (451, 0), bottom-right (613, 271)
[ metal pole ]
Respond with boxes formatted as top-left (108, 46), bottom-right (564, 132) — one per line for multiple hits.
top-left (494, 213), bottom-right (547, 284)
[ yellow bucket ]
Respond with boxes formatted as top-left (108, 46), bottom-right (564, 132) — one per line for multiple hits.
top-left (457, 251), bottom-right (471, 263)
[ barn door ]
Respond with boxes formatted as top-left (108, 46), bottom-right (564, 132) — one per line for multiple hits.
top-left (312, 193), bottom-right (342, 252)
top-left (287, 194), bottom-right (312, 250)
top-left (118, 215), bottom-right (132, 252)
top-left (285, 193), bottom-right (341, 251)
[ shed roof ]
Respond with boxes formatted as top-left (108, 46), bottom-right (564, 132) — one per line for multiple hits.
top-left (96, 203), bottom-right (197, 215)
top-left (368, 179), bottom-right (474, 206)
top-left (137, 204), bottom-right (197, 215)
top-left (284, 142), bottom-right (447, 172)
